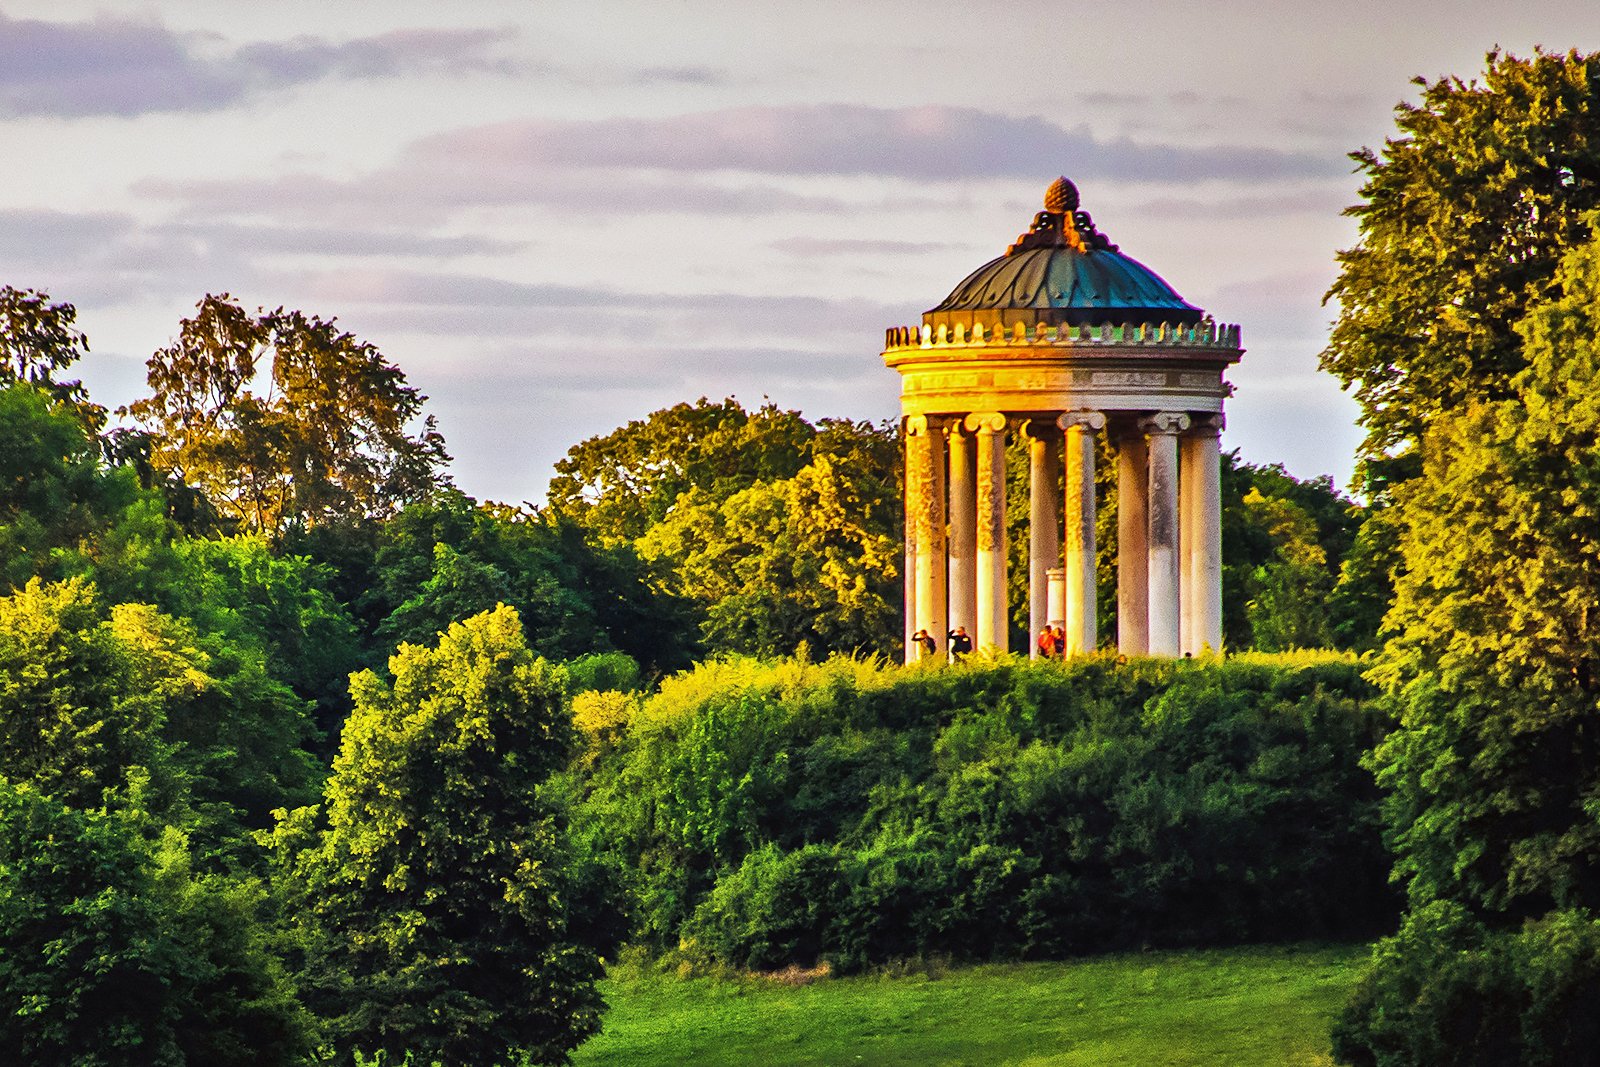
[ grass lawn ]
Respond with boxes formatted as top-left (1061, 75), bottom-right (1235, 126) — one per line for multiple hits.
top-left (572, 943), bottom-right (1366, 1067)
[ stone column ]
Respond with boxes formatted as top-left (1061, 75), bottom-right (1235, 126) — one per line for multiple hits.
top-left (903, 463), bottom-right (917, 662)
top-left (1182, 416), bottom-right (1224, 655)
top-left (906, 416), bottom-right (947, 660)
top-left (1116, 427), bottom-right (1149, 655)
top-left (947, 422), bottom-right (977, 644)
top-left (1141, 412), bottom-right (1190, 657)
top-left (1180, 435), bottom-right (1197, 655)
top-left (967, 412), bottom-right (1008, 652)
top-left (1046, 567), bottom-right (1065, 631)
top-left (1026, 422), bottom-right (1061, 656)
top-left (1059, 410), bottom-right (1105, 655)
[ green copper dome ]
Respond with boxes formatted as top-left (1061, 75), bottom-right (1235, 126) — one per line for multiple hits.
top-left (925, 177), bottom-right (1203, 332)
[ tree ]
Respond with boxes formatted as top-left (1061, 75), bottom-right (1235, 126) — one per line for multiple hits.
top-left (269, 605), bottom-right (602, 1066)
top-left (1333, 228), bottom-right (1600, 1064)
top-left (1322, 49), bottom-right (1600, 463)
top-left (367, 490), bottom-right (696, 673)
top-left (0, 285), bottom-right (103, 431)
top-left (0, 383), bottom-right (148, 590)
top-left (0, 575), bottom-right (324, 865)
top-left (639, 453), bottom-right (901, 658)
top-left (547, 397), bottom-right (817, 544)
top-left (548, 400), bottom-right (899, 661)
top-left (0, 577), bottom-right (187, 813)
top-left (1241, 487), bottom-right (1334, 651)
top-left (0, 783), bottom-right (309, 1067)
top-left (126, 295), bottom-right (451, 538)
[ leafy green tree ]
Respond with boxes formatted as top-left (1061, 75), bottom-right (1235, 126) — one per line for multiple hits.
top-left (1242, 487), bottom-right (1334, 651)
top-left (1370, 234), bottom-right (1600, 916)
top-left (0, 577), bottom-right (187, 813)
top-left (557, 402), bottom-right (902, 660)
top-left (0, 285), bottom-right (104, 431)
top-left (640, 453), bottom-right (901, 658)
top-left (547, 397), bottom-right (819, 545)
top-left (0, 384), bottom-right (151, 590)
top-left (1334, 230), bottom-right (1600, 1064)
top-left (1322, 48), bottom-right (1600, 463)
top-left (0, 575), bottom-right (322, 864)
top-left (125, 295), bottom-right (451, 538)
top-left (0, 782), bottom-right (309, 1067)
top-left (367, 490), bottom-right (694, 672)
top-left (270, 605), bottom-right (602, 1066)
top-left (162, 535), bottom-right (361, 737)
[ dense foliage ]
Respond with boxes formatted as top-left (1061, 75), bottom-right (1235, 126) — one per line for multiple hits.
top-left (0, 784), bottom-right (309, 1067)
top-left (1322, 48), bottom-right (1600, 463)
top-left (0, 278), bottom-right (1407, 1064)
top-left (269, 607), bottom-right (603, 1066)
top-left (570, 654), bottom-right (1393, 973)
top-left (125, 295), bottom-right (452, 538)
top-left (551, 399), bottom-right (905, 659)
top-left (1331, 211), bottom-right (1600, 1064)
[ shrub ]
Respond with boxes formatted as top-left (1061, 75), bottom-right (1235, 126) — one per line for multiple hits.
top-left (1333, 903), bottom-right (1600, 1067)
top-left (572, 652), bottom-right (1393, 970)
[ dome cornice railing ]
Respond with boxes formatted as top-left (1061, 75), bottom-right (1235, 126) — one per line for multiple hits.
top-left (883, 319), bottom-right (1242, 351)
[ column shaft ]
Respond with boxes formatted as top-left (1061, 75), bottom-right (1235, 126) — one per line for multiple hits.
top-left (1061, 413), bottom-right (1103, 655)
top-left (1116, 431), bottom-right (1149, 655)
top-left (1184, 420), bottom-right (1224, 654)
top-left (908, 416), bottom-right (947, 659)
top-left (1027, 425), bottom-right (1061, 656)
top-left (947, 424), bottom-right (977, 641)
top-left (968, 412), bottom-right (1008, 652)
top-left (903, 429), bottom-right (918, 663)
top-left (1180, 438), bottom-right (1198, 654)
top-left (1143, 413), bottom-right (1190, 657)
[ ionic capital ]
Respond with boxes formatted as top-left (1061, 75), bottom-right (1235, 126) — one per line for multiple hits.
top-left (1023, 418), bottom-right (1062, 442)
top-left (1185, 413), bottom-right (1225, 438)
top-left (964, 411), bottom-right (1007, 435)
top-left (1057, 410), bottom-right (1107, 433)
top-left (906, 414), bottom-right (943, 437)
top-left (1138, 411), bottom-right (1191, 436)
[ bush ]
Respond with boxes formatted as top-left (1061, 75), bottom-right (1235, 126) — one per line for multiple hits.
top-left (573, 652), bottom-right (1394, 971)
top-left (1333, 903), bottom-right (1600, 1067)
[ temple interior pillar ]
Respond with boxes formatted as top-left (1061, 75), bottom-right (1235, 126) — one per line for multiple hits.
top-left (1027, 422), bottom-right (1061, 656)
top-left (1116, 428), bottom-right (1149, 655)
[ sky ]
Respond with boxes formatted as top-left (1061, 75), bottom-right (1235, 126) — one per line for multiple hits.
top-left (6, 1), bottom-right (1600, 505)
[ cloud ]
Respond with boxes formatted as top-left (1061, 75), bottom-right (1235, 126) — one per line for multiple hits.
top-left (770, 237), bottom-right (958, 258)
top-left (135, 169), bottom-right (863, 225)
top-left (406, 105), bottom-right (1340, 182)
top-left (629, 65), bottom-right (725, 86)
top-left (168, 222), bottom-right (525, 258)
top-left (0, 208), bottom-right (137, 260)
top-left (284, 267), bottom-right (906, 341)
top-left (0, 13), bottom-right (517, 118)
top-left (135, 103), bottom-right (1342, 229)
